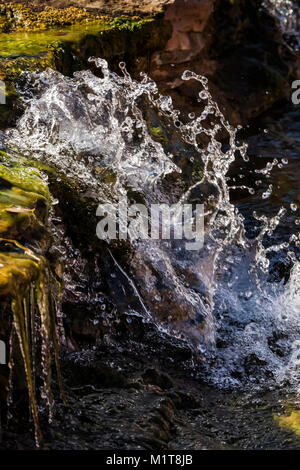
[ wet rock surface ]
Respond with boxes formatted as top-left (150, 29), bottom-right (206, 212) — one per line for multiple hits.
top-left (1, 330), bottom-right (300, 450)
top-left (150, 0), bottom-right (300, 125)
top-left (0, 1), bottom-right (172, 17)
top-left (1, 1), bottom-right (300, 127)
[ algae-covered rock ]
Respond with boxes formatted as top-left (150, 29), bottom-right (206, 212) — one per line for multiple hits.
top-left (0, 151), bottom-right (65, 447)
top-left (150, 0), bottom-right (300, 125)
top-left (276, 407), bottom-right (300, 437)
top-left (0, 4), bottom-right (105, 33)
top-left (0, 5), bottom-right (171, 127)
top-left (0, 151), bottom-right (50, 242)
top-left (0, 0), bottom-right (169, 17)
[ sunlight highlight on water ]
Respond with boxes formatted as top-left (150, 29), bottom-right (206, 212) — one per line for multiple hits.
top-left (2, 57), bottom-right (300, 393)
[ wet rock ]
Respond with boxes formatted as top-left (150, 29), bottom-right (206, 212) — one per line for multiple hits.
top-left (0, 1), bottom-right (171, 17)
top-left (150, 0), bottom-right (300, 125)
top-left (0, 151), bottom-right (66, 446)
top-left (0, 4), bottom-right (100, 32)
top-left (3, 340), bottom-right (300, 450)
top-left (1, 0), bottom-right (299, 129)
top-left (142, 368), bottom-right (174, 390)
top-left (64, 359), bottom-right (129, 389)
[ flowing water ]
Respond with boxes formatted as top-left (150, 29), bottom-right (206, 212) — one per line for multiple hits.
top-left (263, 0), bottom-right (300, 49)
top-left (1, 57), bottom-right (299, 395)
top-left (1, 0), bottom-right (300, 448)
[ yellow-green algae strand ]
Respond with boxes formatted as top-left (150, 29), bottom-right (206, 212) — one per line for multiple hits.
top-left (0, 16), bottom-right (157, 58)
top-left (0, 151), bottom-right (65, 446)
top-left (275, 406), bottom-right (300, 437)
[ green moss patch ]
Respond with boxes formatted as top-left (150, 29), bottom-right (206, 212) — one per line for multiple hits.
top-left (0, 3), bottom-right (107, 33)
top-left (0, 151), bottom-right (51, 239)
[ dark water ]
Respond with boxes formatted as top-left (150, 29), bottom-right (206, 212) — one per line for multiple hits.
top-left (235, 103), bottom-right (300, 221)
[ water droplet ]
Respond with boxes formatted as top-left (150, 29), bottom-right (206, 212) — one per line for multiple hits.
top-left (290, 203), bottom-right (297, 211)
top-left (182, 70), bottom-right (195, 80)
top-left (199, 90), bottom-right (208, 100)
top-left (262, 184), bottom-right (273, 199)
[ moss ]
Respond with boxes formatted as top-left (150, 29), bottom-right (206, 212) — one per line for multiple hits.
top-left (110, 15), bottom-right (155, 32)
top-left (275, 407), bottom-right (300, 437)
top-left (0, 151), bottom-right (65, 445)
top-left (0, 151), bottom-right (50, 198)
top-left (0, 3), bottom-right (108, 33)
top-left (150, 126), bottom-right (167, 143)
top-left (0, 3), bottom-right (158, 34)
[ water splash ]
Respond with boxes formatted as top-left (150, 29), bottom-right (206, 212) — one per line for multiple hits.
top-left (263, 0), bottom-right (300, 49)
top-left (3, 59), bottom-right (300, 393)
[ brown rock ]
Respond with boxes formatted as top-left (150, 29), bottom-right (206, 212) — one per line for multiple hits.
top-left (0, 0), bottom-right (173, 16)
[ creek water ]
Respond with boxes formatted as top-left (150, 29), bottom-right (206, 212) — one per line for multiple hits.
top-left (3, 57), bottom-right (300, 393)
top-left (1, 0), bottom-right (300, 449)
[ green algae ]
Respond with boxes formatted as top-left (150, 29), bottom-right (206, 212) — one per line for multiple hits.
top-left (0, 3), bottom-right (159, 35)
top-left (0, 151), bottom-right (51, 238)
top-left (0, 15), bottom-right (158, 59)
top-left (0, 4), bottom-right (107, 33)
top-left (0, 151), bottom-right (50, 198)
top-left (275, 406), bottom-right (300, 437)
top-left (0, 23), bottom-right (112, 58)
top-left (0, 3), bottom-right (158, 58)
top-left (150, 126), bottom-right (167, 143)
top-left (110, 15), bottom-right (156, 32)
top-left (0, 151), bottom-right (66, 446)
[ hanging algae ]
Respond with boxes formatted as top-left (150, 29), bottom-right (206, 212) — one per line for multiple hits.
top-left (0, 151), bottom-right (65, 447)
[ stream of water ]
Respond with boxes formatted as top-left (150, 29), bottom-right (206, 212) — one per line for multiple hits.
top-left (1, 53), bottom-right (299, 397)
top-left (1, 0), bottom-right (300, 448)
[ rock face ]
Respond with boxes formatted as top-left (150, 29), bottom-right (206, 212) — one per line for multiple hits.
top-left (0, 1), bottom-right (172, 16)
top-left (150, 0), bottom-right (300, 125)
top-left (1, 1), bottom-right (299, 127)
top-left (0, 151), bottom-right (65, 446)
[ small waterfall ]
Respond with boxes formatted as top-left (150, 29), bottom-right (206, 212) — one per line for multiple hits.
top-left (2, 58), bottom-right (300, 395)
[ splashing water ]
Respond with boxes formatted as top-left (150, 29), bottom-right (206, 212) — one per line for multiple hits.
top-left (263, 0), bottom-right (300, 49)
top-left (3, 58), bottom-right (300, 394)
